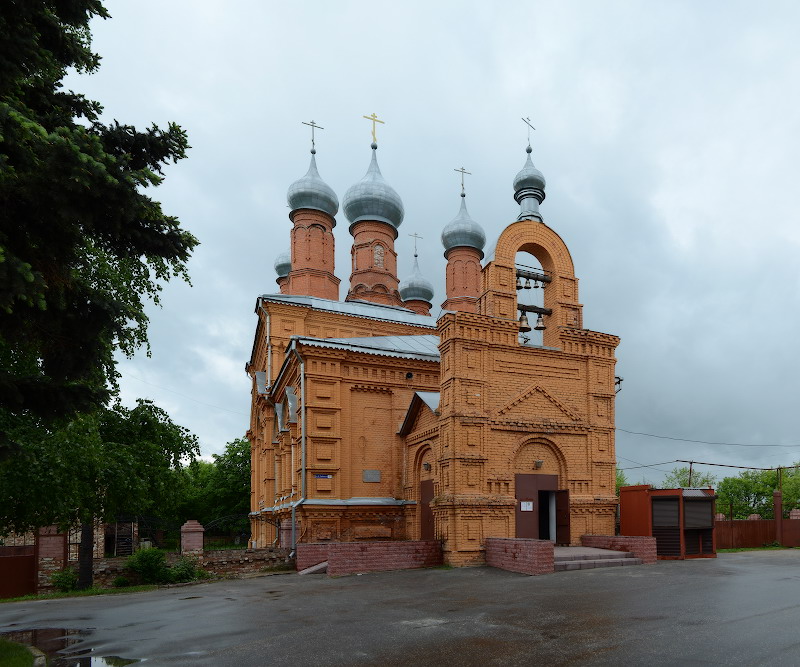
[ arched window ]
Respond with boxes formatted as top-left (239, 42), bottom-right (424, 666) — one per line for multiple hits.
top-left (373, 244), bottom-right (385, 268)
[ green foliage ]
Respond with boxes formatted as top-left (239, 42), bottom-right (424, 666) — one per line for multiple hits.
top-left (0, 0), bottom-right (198, 458)
top-left (169, 556), bottom-right (209, 583)
top-left (174, 438), bottom-right (251, 533)
top-left (126, 547), bottom-right (169, 584)
top-left (0, 638), bottom-right (34, 667)
top-left (112, 576), bottom-right (130, 588)
top-left (50, 567), bottom-right (79, 592)
top-left (0, 399), bottom-right (199, 533)
top-left (615, 467), bottom-right (628, 494)
top-left (125, 548), bottom-right (208, 584)
top-left (715, 466), bottom-right (800, 519)
top-left (660, 466), bottom-right (716, 489)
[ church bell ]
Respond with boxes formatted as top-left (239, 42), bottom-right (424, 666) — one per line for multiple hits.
top-left (519, 313), bottom-right (532, 332)
top-left (534, 314), bottom-right (546, 331)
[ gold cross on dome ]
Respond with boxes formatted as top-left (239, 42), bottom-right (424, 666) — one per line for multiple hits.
top-left (363, 112), bottom-right (385, 143)
top-left (454, 166), bottom-right (471, 194)
top-left (522, 116), bottom-right (536, 143)
top-left (301, 120), bottom-right (323, 149)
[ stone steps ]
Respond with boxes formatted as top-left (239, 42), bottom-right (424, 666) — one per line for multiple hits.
top-left (554, 556), bottom-right (643, 571)
top-left (554, 548), bottom-right (643, 572)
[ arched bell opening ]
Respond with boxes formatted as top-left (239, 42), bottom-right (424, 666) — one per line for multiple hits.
top-left (514, 249), bottom-right (550, 346)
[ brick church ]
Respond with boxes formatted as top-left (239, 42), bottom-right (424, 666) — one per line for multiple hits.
top-left (246, 129), bottom-right (620, 566)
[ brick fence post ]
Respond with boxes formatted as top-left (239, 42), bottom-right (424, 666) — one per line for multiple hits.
top-left (180, 520), bottom-right (205, 556)
top-left (36, 526), bottom-right (68, 591)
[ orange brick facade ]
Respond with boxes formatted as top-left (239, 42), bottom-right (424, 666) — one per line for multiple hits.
top-left (248, 148), bottom-right (620, 566)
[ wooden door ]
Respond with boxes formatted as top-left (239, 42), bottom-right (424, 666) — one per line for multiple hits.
top-left (555, 489), bottom-right (570, 545)
top-left (420, 479), bottom-right (435, 540)
top-left (515, 474), bottom-right (538, 538)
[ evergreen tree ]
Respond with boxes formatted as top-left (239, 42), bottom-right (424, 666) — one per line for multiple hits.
top-left (0, 1), bottom-right (197, 457)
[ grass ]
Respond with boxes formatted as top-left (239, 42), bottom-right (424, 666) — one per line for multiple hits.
top-left (260, 562), bottom-right (295, 573)
top-left (0, 638), bottom-right (33, 667)
top-left (1, 584), bottom-right (158, 604)
top-left (718, 546), bottom-right (791, 553)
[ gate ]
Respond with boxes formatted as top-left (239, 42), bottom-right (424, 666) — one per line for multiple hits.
top-left (0, 546), bottom-right (36, 598)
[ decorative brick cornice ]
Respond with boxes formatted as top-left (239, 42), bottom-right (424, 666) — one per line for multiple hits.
top-left (488, 419), bottom-right (590, 433)
top-left (350, 384), bottom-right (393, 393)
top-left (405, 426), bottom-right (439, 443)
top-left (431, 494), bottom-right (516, 509)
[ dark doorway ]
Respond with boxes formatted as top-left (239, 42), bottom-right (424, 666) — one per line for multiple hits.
top-left (516, 474), bottom-right (565, 541)
top-left (420, 479), bottom-right (435, 540)
top-left (556, 489), bottom-right (570, 545)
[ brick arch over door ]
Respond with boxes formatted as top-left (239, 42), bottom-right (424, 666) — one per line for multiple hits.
top-left (511, 437), bottom-right (568, 486)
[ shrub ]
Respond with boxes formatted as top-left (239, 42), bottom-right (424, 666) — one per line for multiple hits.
top-left (112, 576), bottom-right (130, 588)
top-left (51, 567), bottom-right (79, 592)
top-left (169, 556), bottom-right (209, 583)
top-left (126, 547), bottom-right (170, 584)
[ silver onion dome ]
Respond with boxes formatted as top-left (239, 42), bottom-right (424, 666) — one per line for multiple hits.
top-left (513, 145), bottom-right (546, 222)
top-left (343, 144), bottom-right (404, 230)
top-left (441, 194), bottom-right (486, 258)
top-left (287, 150), bottom-right (339, 219)
top-left (274, 250), bottom-right (291, 278)
top-left (399, 255), bottom-right (434, 303)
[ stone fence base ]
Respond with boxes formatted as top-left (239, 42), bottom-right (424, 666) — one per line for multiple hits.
top-left (296, 541), bottom-right (442, 575)
top-left (484, 538), bottom-right (555, 575)
top-left (91, 548), bottom-right (291, 587)
top-left (580, 535), bottom-right (657, 564)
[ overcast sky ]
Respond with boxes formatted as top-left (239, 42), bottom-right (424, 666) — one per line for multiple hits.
top-left (67, 1), bottom-right (800, 484)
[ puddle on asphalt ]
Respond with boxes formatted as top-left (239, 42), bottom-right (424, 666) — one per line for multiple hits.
top-left (0, 628), bottom-right (140, 665)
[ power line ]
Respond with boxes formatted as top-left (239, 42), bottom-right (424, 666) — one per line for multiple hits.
top-left (674, 459), bottom-right (776, 471)
top-left (616, 427), bottom-right (800, 449)
top-left (124, 372), bottom-right (249, 417)
top-left (616, 456), bottom-right (678, 473)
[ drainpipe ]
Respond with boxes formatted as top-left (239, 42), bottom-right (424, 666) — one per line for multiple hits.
top-left (258, 302), bottom-right (272, 387)
top-left (289, 340), bottom-right (307, 553)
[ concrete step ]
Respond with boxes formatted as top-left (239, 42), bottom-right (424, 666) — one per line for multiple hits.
top-left (554, 550), bottom-right (634, 563)
top-left (298, 561), bottom-right (328, 575)
top-left (554, 557), bottom-right (643, 571)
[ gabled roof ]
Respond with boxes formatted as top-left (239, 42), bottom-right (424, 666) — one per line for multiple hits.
top-left (294, 334), bottom-right (440, 362)
top-left (259, 293), bottom-right (436, 328)
top-left (398, 391), bottom-right (441, 436)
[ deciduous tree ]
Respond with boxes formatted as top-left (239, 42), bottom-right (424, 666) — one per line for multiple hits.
top-left (0, 399), bottom-right (198, 587)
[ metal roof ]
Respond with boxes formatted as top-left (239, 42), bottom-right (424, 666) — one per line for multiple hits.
top-left (294, 334), bottom-right (440, 361)
top-left (398, 391), bottom-right (441, 435)
top-left (682, 489), bottom-right (716, 498)
top-left (415, 391), bottom-right (440, 412)
top-left (259, 293), bottom-right (435, 328)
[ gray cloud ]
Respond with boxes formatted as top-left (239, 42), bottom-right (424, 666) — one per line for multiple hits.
top-left (70, 1), bottom-right (800, 481)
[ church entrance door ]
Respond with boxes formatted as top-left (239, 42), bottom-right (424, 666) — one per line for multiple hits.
top-left (419, 479), bottom-right (435, 540)
top-left (515, 474), bottom-right (565, 541)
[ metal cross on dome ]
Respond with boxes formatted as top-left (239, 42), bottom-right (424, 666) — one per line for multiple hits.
top-left (409, 232), bottom-right (423, 257)
top-left (363, 112), bottom-right (385, 143)
top-left (301, 120), bottom-right (324, 149)
top-left (522, 116), bottom-right (536, 144)
top-left (454, 166), bottom-right (471, 195)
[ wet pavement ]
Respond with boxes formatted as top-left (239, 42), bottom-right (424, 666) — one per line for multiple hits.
top-left (1, 549), bottom-right (799, 665)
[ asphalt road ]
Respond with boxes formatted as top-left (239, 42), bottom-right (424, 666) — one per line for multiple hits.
top-left (2, 550), bottom-right (799, 666)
